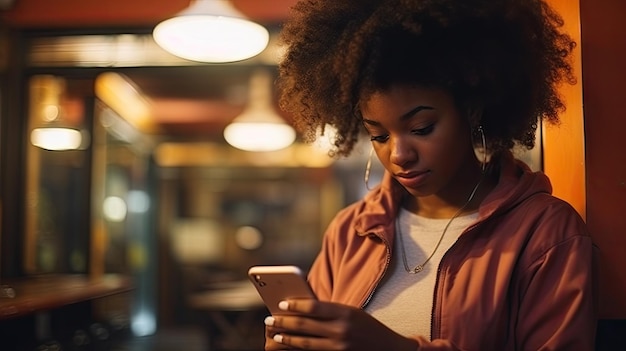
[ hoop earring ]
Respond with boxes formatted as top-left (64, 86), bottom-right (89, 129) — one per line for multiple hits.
top-left (475, 125), bottom-right (487, 173)
top-left (364, 147), bottom-right (374, 190)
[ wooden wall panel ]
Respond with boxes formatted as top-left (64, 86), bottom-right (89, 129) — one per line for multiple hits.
top-left (580, 0), bottom-right (626, 319)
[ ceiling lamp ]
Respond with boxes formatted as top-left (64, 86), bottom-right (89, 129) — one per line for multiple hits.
top-left (224, 69), bottom-right (296, 152)
top-left (29, 76), bottom-right (86, 151)
top-left (152, 0), bottom-right (270, 63)
top-left (31, 127), bottom-right (83, 151)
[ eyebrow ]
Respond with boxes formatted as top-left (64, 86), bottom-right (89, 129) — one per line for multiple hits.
top-left (362, 105), bottom-right (434, 126)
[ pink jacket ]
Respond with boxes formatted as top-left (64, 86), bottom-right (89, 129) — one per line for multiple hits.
top-left (308, 152), bottom-right (597, 350)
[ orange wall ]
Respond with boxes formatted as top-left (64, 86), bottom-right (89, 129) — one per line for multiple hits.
top-left (544, 0), bottom-right (626, 319)
top-left (542, 0), bottom-right (586, 219)
top-left (580, 0), bottom-right (626, 319)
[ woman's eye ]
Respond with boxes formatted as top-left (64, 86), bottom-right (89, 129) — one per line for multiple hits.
top-left (412, 124), bottom-right (435, 136)
top-left (370, 134), bottom-right (389, 143)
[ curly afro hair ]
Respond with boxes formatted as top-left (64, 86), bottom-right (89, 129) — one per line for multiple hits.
top-left (277, 0), bottom-right (577, 157)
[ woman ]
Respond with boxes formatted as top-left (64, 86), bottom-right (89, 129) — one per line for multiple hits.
top-left (263, 0), bottom-right (597, 349)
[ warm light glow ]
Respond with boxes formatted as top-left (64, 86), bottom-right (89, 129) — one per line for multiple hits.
top-left (224, 121), bottom-right (296, 152)
top-left (95, 72), bottom-right (157, 134)
top-left (171, 219), bottom-right (225, 264)
top-left (235, 226), bottom-right (264, 250)
top-left (43, 104), bottom-right (60, 122)
top-left (30, 127), bottom-right (83, 151)
top-left (154, 142), bottom-right (334, 168)
top-left (313, 124), bottom-right (339, 152)
top-left (153, 0), bottom-right (269, 63)
top-left (224, 69), bottom-right (296, 151)
top-left (103, 196), bottom-right (127, 222)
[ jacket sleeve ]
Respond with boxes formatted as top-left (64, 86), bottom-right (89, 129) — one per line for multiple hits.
top-left (307, 210), bottom-right (347, 301)
top-left (514, 234), bottom-right (597, 350)
top-left (307, 202), bottom-right (365, 302)
top-left (307, 228), bottom-right (336, 301)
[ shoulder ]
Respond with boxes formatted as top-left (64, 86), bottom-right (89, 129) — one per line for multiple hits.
top-left (323, 199), bottom-right (369, 243)
top-left (487, 153), bottom-right (588, 240)
top-left (503, 193), bottom-right (592, 267)
top-left (516, 192), bottom-right (587, 234)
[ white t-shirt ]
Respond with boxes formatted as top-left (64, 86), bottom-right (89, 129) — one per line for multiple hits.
top-left (365, 208), bottom-right (478, 339)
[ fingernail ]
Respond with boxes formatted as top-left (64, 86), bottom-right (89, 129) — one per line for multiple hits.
top-left (278, 300), bottom-right (289, 310)
top-left (273, 334), bottom-right (284, 343)
top-left (264, 316), bottom-right (275, 326)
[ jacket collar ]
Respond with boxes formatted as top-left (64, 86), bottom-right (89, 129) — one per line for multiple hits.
top-left (353, 151), bottom-right (553, 238)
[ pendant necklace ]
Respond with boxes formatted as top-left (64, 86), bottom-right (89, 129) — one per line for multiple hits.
top-left (396, 178), bottom-right (483, 274)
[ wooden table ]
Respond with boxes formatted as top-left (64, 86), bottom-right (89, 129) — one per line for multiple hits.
top-left (0, 274), bottom-right (132, 320)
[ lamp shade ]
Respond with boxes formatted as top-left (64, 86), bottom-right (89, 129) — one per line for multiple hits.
top-left (224, 69), bottom-right (296, 152)
top-left (29, 76), bottom-right (87, 151)
top-left (153, 0), bottom-right (270, 63)
top-left (31, 127), bottom-right (83, 151)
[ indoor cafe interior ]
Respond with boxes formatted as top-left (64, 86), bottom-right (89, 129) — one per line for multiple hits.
top-left (0, 0), bottom-right (624, 350)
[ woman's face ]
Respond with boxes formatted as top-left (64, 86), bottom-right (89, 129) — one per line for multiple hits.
top-left (361, 85), bottom-right (481, 204)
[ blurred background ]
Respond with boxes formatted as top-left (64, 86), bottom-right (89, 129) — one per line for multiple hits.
top-left (1, 0), bottom-right (625, 350)
top-left (0, 1), bottom-right (388, 350)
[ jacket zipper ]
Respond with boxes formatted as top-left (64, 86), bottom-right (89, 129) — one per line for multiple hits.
top-left (431, 265), bottom-right (444, 340)
top-left (430, 222), bottom-right (481, 340)
top-left (360, 232), bottom-right (392, 309)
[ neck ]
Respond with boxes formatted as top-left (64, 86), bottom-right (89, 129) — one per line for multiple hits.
top-left (403, 169), bottom-right (497, 219)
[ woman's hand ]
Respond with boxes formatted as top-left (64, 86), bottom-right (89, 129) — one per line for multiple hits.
top-left (263, 299), bottom-right (419, 351)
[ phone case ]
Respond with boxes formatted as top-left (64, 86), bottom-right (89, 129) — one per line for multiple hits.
top-left (247, 265), bottom-right (317, 315)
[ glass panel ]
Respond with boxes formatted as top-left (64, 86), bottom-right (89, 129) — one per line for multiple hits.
top-left (24, 75), bottom-right (92, 274)
top-left (92, 99), bottom-right (156, 335)
top-left (92, 102), bottom-right (153, 275)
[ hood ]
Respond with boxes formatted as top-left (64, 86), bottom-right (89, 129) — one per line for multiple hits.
top-left (479, 151), bottom-right (553, 219)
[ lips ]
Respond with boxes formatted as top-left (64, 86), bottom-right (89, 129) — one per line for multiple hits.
top-left (394, 170), bottom-right (431, 189)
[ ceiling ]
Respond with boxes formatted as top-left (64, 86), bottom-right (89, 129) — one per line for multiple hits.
top-left (118, 63), bottom-right (284, 141)
top-left (1, 0), bottom-right (297, 27)
top-left (2, 0), bottom-right (299, 143)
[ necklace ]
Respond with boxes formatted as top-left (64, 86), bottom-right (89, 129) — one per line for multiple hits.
top-left (396, 179), bottom-right (483, 274)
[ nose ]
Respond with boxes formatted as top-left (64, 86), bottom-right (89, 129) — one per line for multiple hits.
top-left (389, 135), bottom-right (417, 167)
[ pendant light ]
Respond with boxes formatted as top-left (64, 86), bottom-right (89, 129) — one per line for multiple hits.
top-left (223, 69), bottom-right (296, 152)
top-left (153, 0), bottom-right (270, 63)
top-left (31, 127), bottom-right (83, 151)
top-left (29, 76), bottom-right (86, 151)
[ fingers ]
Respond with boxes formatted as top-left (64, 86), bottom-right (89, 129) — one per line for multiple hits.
top-left (278, 299), bottom-right (349, 319)
top-left (279, 299), bottom-right (315, 314)
top-left (272, 333), bottom-right (346, 350)
top-left (265, 316), bottom-right (288, 334)
top-left (265, 324), bottom-right (298, 351)
top-left (263, 301), bottom-right (358, 349)
top-left (265, 335), bottom-right (296, 351)
top-left (266, 312), bottom-right (347, 340)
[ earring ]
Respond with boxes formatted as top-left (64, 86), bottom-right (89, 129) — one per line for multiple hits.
top-left (475, 125), bottom-right (487, 173)
top-left (364, 147), bottom-right (374, 190)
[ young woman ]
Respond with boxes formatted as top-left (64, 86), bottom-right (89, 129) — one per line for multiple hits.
top-left (263, 0), bottom-right (597, 350)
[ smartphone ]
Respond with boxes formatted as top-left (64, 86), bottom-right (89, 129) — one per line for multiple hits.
top-left (247, 265), bottom-right (317, 315)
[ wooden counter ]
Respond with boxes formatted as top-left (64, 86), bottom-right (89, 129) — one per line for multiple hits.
top-left (0, 274), bottom-right (132, 320)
